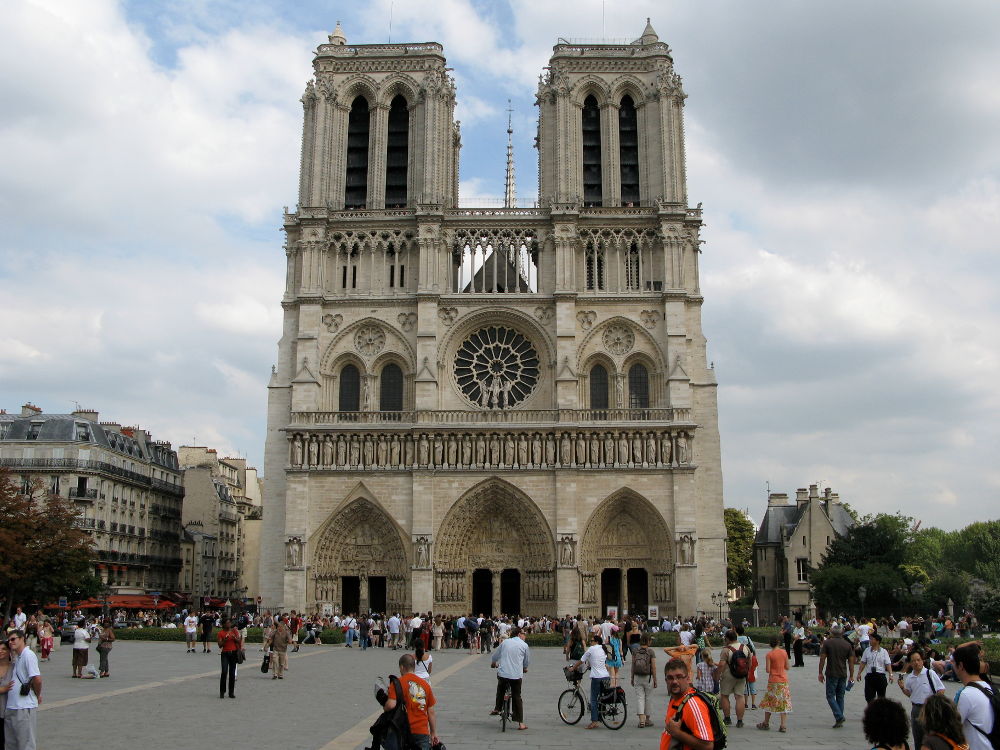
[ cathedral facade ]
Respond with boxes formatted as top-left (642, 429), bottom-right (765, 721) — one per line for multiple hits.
top-left (261, 21), bottom-right (726, 618)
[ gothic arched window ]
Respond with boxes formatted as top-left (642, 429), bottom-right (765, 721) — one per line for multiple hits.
top-left (590, 364), bottom-right (609, 410)
top-left (385, 95), bottom-right (409, 208)
top-left (582, 95), bottom-right (603, 207)
top-left (339, 364), bottom-right (360, 412)
top-left (624, 242), bottom-right (640, 290)
top-left (619, 95), bottom-right (640, 205)
top-left (586, 242), bottom-right (605, 291)
top-left (379, 363), bottom-right (404, 412)
top-left (628, 363), bottom-right (649, 409)
top-left (345, 96), bottom-right (370, 209)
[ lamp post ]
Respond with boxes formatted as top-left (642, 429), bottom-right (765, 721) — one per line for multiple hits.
top-left (711, 591), bottom-right (726, 624)
top-left (752, 600), bottom-right (759, 628)
top-left (858, 585), bottom-right (867, 620)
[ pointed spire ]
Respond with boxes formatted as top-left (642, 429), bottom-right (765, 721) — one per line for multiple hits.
top-left (504, 100), bottom-right (517, 209)
top-left (329, 20), bottom-right (347, 45)
top-left (640, 17), bottom-right (659, 45)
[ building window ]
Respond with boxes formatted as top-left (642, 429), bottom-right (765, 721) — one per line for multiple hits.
top-left (339, 364), bottom-right (361, 412)
top-left (802, 535), bottom-right (806, 546)
top-left (581, 95), bottom-right (602, 206)
top-left (585, 243), bottom-right (605, 290)
top-left (624, 242), bottom-right (641, 290)
top-left (26, 422), bottom-right (42, 440)
top-left (345, 96), bottom-right (370, 209)
top-left (628, 363), bottom-right (649, 408)
top-left (589, 364), bottom-right (609, 410)
top-left (49, 475), bottom-right (60, 495)
top-left (0, 423), bottom-right (9, 439)
top-left (20, 475), bottom-right (31, 495)
top-left (379, 363), bottom-right (404, 412)
top-left (619, 94), bottom-right (639, 205)
top-left (796, 558), bottom-right (809, 583)
top-left (385, 95), bottom-right (409, 208)
top-left (760, 576), bottom-right (766, 590)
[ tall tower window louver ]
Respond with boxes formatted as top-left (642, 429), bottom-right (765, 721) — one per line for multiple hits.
top-left (619, 95), bottom-right (640, 205)
top-left (590, 364), bottom-right (609, 410)
top-left (339, 364), bottom-right (361, 411)
top-left (582, 95), bottom-right (603, 206)
top-left (385, 95), bottom-right (409, 208)
top-left (345, 96), bottom-right (370, 209)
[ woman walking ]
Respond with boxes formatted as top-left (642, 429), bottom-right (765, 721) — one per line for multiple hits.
top-left (71, 618), bottom-right (90, 678)
top-left (792, 619), bottom-right (806, 667)
top-left (630, 633), bottom-right (657, 728)
top-left (918, 694), bottom-right (967, 750)
top-left (38, 620), bottom-right (54, 662)
top-left (606, 626), bottom-right (624, 687)
top-left (432, 616), bottom-right (444, 651)
top-left (565, 628), bottom-right (585, 662)
top-left (96, 618), bottom-right (116, 677)
top-left (217, 618), bottom-right (242, 699)
top-left (757, 636), bottom-right (792, 733)
top-left (414, 643), bottom-right (433, 683)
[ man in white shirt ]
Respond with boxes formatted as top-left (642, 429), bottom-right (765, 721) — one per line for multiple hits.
top-left (6, 630), bottom-right (42, 750)
top-left (489, 627), bottom-right (531, 730)
top-left (13, 608), bottom-right (27, 630)
top-left (897, 648), bottom-right (945, 748)
top-left (599, 618), bottom-right (614, 642)
top-left (386, 614), bottom-right (401, 650)
top-left (855, 621), bottom-right (872, 651)
top-left (409, 614), bottom-right (422, 649)
top-left (954, 644), bottom-right (995, 750)
top-left (678, 624), bottom-right (694, 647)
top-left (344, 615), bottom-right (358, 647)
top-left (183, 613), bottom-right (198, 653)
top-left (854, 633), bottom-right (892, 705)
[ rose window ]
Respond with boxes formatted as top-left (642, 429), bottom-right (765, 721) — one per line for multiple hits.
top-left (354, 325), bottom-right (385, 357)
top-left (455, 326), bottom-right (539, 409)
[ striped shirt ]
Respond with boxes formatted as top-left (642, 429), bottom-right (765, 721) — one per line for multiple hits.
top-left (668, 688), bottom-right (715, 749)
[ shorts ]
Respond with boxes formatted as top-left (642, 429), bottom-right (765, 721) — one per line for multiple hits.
top-left (719, 670), bottom-right (747, 697)
top-left (72, 649), bottom-right (89, 667)
top-left (186, 631), bottom-right (196, 642)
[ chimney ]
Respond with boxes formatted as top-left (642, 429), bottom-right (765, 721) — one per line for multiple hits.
top-left (21, 403), bottom-right (42, 417)
top-left (795, 488), bottom-right (808, 506)
top-left (809, 484), bottom-right (819, 499)
top-left (72, 409), bottom-right (100, 422)
top-left (768, 492), bottom-right (790, 506)
top-left (823, 487), bottom-right (832, 499)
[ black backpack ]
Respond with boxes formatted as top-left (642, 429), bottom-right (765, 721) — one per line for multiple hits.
top-left (674, 690), bottom-right (727, 750)
top-left (368, 675), bottom-right (415, 750)
top-left (965, 682), bottom-right (1000, 750)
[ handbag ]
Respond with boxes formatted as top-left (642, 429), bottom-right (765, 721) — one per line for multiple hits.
top-left (236, 648), bottom-right (246, 664)
top-left (260, 651), bottom-right (270, 673)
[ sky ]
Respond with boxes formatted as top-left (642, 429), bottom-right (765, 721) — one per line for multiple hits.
top-left (1, 0), bottom-right (998, 531)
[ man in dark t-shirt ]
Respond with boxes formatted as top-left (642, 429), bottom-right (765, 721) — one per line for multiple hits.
top-left (818, 623), bottom-right (857, 728)
top-left (200, 612), bottom-right (215, 653)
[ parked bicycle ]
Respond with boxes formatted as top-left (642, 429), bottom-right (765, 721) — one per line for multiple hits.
top-left (557, 665), bottom-right (627, 729)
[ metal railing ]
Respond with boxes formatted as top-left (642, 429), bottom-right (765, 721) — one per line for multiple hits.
top-left (69, 487), bottom-right (98, 500)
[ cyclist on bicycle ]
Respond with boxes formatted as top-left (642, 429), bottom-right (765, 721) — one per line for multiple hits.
top-left (490, 626), bottom-right (530, 730)
top-left (570, 632), bottom-right (611, 730)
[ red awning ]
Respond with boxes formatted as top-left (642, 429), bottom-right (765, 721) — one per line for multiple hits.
top-left (71, 595), bottom-right (176, 610)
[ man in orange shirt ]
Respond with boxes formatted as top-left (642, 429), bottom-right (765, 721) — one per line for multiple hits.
top-left (384, 653), bottom-right (440, 750)
top-left (662, 657), bottom-right (716, 750)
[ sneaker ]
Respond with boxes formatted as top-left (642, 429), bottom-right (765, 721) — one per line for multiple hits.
top-left (736, 720), bottom-right (744, 728)
top-left (723, 717), bottom-right (732, 726)
top-left (833, 719), bottom-right (845, 729)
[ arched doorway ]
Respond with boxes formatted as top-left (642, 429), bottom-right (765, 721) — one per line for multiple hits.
top-left (579, 489), bottom-right (673, 619)
top-left (311, 495), bottom-right (409, 615)
top-left (433, 478), bottom-right (555, 616)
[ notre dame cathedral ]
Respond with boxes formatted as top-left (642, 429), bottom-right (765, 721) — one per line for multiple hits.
top-left (261, 20), bottom-right (726, 618)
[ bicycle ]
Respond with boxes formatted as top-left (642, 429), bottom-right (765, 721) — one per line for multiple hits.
top-left (557, 666), bottom-right (627, 729)
top-left (499, 683), bottom-right (512, 732)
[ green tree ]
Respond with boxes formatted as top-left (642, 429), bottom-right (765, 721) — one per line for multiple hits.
top-left (904, 527), bottom-right (948, 574)
top-left (724, 508), bottom-right (755, 592)
top-left (969, 589), bottom-right (1000, 630)
top-left (0, 468), bottom-right (96, 620)
top-left (945, 521), bottom-right (1000, 582)
top-left (821, 512), bottom-right (912, 570)
top-left (811, 563), bottom-right (905, 616)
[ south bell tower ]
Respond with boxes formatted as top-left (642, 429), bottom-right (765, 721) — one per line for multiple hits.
top-left (262, 21), bottom-right (726, 620)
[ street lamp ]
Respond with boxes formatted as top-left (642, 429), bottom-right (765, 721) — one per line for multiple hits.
top-left (858, 585), bottom-right (867, 620)
top-left (711, 591), bottom-right (726, 623)
top-left (752, 600), bottom-right (759, 628)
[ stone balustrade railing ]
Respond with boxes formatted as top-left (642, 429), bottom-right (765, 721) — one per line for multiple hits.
top-left (289, 407), bottom-right (691, 426)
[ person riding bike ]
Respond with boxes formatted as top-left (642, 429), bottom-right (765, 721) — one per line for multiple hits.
top-left (490, 626), bottom-right (530, 731)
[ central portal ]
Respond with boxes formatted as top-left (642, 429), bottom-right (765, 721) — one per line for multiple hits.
top-left (601, 568), bottom-right (621, 616)
top-left (500, 569), bottom-right (520, 616)
top-left (472, 569), bottom-right (492, 615)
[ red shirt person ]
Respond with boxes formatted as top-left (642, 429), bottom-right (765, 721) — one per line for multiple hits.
top-left (661, 656), bottom-right (717, 750)
top-left (384, 652), bottom-right (439, 748)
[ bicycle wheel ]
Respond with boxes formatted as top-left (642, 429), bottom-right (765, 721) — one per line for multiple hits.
top-left (600, 690), bottom-right (627, 730)
top-left (558, 687), bottom-right (585, 725)
top-left (502, 693), bottom-right (509, 732)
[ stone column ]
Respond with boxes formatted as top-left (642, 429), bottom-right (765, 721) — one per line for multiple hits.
top-left (369, 102), bottom-right (389, 209)
top-left (491, 569), bottom-right (502, 618)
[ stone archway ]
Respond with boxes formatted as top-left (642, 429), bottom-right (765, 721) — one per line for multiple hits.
top-left (433, 478), bottom-right (555, 616)
top-left (311, 496), bottom-right (409, 615)
top-left (578, 489), bottom-right (673, 618)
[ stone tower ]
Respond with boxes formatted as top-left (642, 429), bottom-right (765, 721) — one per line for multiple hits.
top-left (261, 20), bottom-right (726, 619)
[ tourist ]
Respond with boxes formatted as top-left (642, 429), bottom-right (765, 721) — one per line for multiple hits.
top-left (199, 610), bottom-right (214, 653)
top-left (489, 626), bottom-right (530, 730)
top-left (564, 628), bottom-right (585, 662)
top-left (792, 618), bottom-right (806, 667)
top-left (663, 656), bottom-right (720, 750)
top-left (414, 642), bottom-right (433, 683)
top-left (96, 618), bottom-right (116, 678)
top-left (478, 615), bottom-right (494, 653)
top-left (819, 622), bottom-right (856, 728)
top-left (359, 614), bottom-right (371, 651)
top-left (631, 632), bottom-right (657, 728)
top-left (266, 616), bottom-right (291, 679)
top-left (384, 653), bottom-right (439, 749)
top-left (5, 630), bottom-right (42, 750)
top-left (71, 618), bottom-right (90, 678)
top-left (919, 693), bottom-right (968, 750)
top-left (952, 644), bottom-right (994, 750)
top-left (37, 620), bottom-right (54, 663)
top-left (757, 636), bottom-right (791, 733)
top-left (781, 615), bottom-right (792, 656)
top-left (856, 632), bottom-right (894, 704)
top-left (0, 640), bottom-right (12, 747)
top-left (695, 648), bottom-right (718, 695)
top-left (606, 625), bottom-right (624, 687)
top-left (387, 612), bottom-right (401, 650)
top-left (736, 624), bottom-right (759, 709)
top-left (344, 613), bottom-right (358, 647)
top-left (573, 632), bottom-right (610, 730)
top-left (714, 629), bottom-right (748, 728)
top-left (216, 618), bottom-right (242, 699)
top-left (898, 649), bottom-right (946, 748)
top-left (183, 611), bottom-right (198, 653)
top-left (371, 615), bottom-right (382, 648)
top-left (862, 697), bottom-right (911, 750)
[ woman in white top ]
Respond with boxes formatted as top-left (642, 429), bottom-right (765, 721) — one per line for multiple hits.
top-left (854, 632), bottom-right (893, 704)
top-left (572, 634), bottom-right (611, 730)
top-left (414, 644), bottom-right (433, 682)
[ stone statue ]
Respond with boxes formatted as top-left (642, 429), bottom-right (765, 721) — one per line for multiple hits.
top-left (678, 534), bottom-right (695, 565)
top-left (363, 435), bottom-right (374, 467)
top-left (418, 434), bottom-right (429, 466)
top-left (361, 376), bottom-right (372, 412)
top-left (615, 376), bottom-right (624, 409)
top-left (376, 435), bottom-right (388, 466)
top-left (404, 435), bottom-right (414, 466)
top-left (545, 433), bottom-right (556, 466)
top-left (414, 536), bottom-right (430, 569)
top-left (559, 536), bottom-right (576, 566)
top-left (531, 433), bottom-right (542, 466)
top-left (285, 537), bottom-right (302, 568)
top-left (475, 434), bottom-right (486, 467)
top-left (604, 433), bottom-right (615, 465)
top-left (588, 433), bottom-right (599, 466)
top-left (349, 436), bottom-right (360, 466)
top-left (307, 438), bottom-right (317, 467)
top-left (575, 433), bottom-right (586, 465)
top-left (461, 434), bottom-right (472, 466)
top-left (504, 434), bottom-right (515, 466)
top-left (489, 434), bottom-right (500, 466)
top-left (632, 433), bottom-right (643, 464)
top-left (292, 436), bottom-right (304, 466)
top-left (390, 436), bottom-right (401, 466)
top-left (322, 436), bottom-right (333, 467)
top-left (559, 433), bottom-right (571, 465)
top-left (447, 435), bottom-right (458, 467)
top-left (677, 432), bottom-right (690, 464)
top-left (660, 433), bottom-right (672, 466)
top-left (645, 433), bottom-right (657, 465)
top-left (618, 433), bottom-right (630, 466)
top-left (336, 436), bottom-right (347, 466)
top-left (517, 434), bottom-right (528, 467)
top-left (433, 434), bottom-right (444, 467)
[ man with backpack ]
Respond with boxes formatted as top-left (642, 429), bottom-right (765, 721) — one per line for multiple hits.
top-left (953, 643), bottom-right (997, 750)
top-left (631, 632), bottom-right (658, 728)
top-left (382, 653), bottom-right (439, 750)
top-left (713, 629), bottom-right (748, 728)
top-left (662, 656), bottom-right (723, 750)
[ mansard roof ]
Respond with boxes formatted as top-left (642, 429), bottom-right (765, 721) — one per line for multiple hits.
top-left (755, 499), bottom-right (854, 546)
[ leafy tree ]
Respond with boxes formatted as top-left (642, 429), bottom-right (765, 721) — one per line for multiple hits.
top-left (904, 527), bottom-right (948, 574)
top-left (0, 468), bottom-right (96, 621)
top-left (821, 512), bottom-right (913, 570)
top-left (724, 508), bottom-right (755, 592)
top-left (945, 521), bottom-right (1000, 583)
top-left (924, 571), bottom-right (972, 613)
top-left (969, 589), bottom-right (1000, 630)
top-left (811, 562), bottom-right (905, 616)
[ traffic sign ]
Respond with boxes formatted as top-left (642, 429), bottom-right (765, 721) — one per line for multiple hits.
top-left (58, 597), bottom-right (68, 608)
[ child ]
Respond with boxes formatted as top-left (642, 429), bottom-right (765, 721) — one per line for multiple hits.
top-left (695, 648), bottom-right (718, 695)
